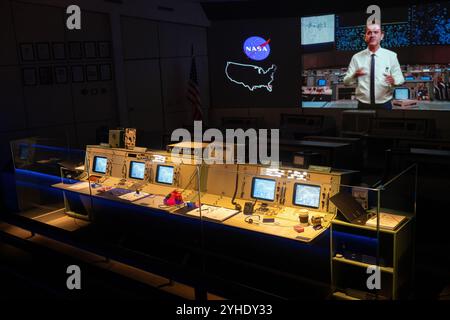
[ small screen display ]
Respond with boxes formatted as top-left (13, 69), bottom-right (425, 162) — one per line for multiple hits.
top-left (405, 76), bottom-right (415, 81)
top-left (394, 88), bottom-right (410, 100)
top-left (317, 79), bottom-right (326, 86)
top-left (293, 183), bottom-right (321, 209)
top-left (156, 165), bottom-right (174, 185)
top-left (301, 14), bottom-right (335, 45)
top-left (129, 161), bottom-right (145, 180)
top-left (251, 177), bottom-right (276, 201)
top-left (19, 144), bottom-right (29, 160)
top-left (421, 76), bottom-right (432, 81)
top-left (93, 156), bottom-right (107, 174)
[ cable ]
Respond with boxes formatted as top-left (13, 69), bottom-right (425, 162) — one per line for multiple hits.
top-left (231, 164), bottom-right (241, 211)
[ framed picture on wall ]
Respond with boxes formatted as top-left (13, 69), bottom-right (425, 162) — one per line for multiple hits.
top-left (84, 42), bottom-right (97, 58)
top-left (52, 42), bottom-right (66, 60)
top-left (71, 65), bottom-right (84, 83)
top-left (86, 65), bottom-right (98, 81)
top-left (98, 42), bottom-right (111, 58)
top-left (19, 43), bottom-right (35, 62)
top-left (22, 68), bottom-right (37, 86)
top-left (54, 66), bottom-right (68, 84)
top-left (99, 64), bottom-right (112, 81)
top-left (39, 67), bottom-right (53, 85)
top-left (69, 42), bottom-right (83, 59)
top-left (36, 43), bottom-right (50, 60)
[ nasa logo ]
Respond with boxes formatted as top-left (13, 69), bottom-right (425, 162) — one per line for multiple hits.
top-left (243, 36), bottom-right (271, 61)
top-left (246, 46), bottom-right (268, 52)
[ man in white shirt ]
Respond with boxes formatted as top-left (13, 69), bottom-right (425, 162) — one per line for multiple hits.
top-left (343, 23), bottom-right (405, 110)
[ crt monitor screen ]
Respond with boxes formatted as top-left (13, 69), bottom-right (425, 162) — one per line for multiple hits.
top-left (93, 156), bottom-right (108, 174)
top-left (19, 144), bottom-right (29, 160)
top-left (301, 14), bottom-right (335, 45)
top-left (405, 76), bottom-right (415, 81)
top-left (251, 177), bottom-right (276, 202)
top-left (156, 165), bottom-right (174, 185)
top-left (293, 183), bottom-right (321, 209)
top-left (129, 161), bottom-right (145, 180)
top-left (421, 76), bottom-right (432, 81)
top-left (317, 79), bottom-right (326, 86)
top-left (394, 88), bottom-right (410, 100)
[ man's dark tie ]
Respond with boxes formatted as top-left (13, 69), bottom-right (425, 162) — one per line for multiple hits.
top-left (370, 54), bottom-right (375, 105)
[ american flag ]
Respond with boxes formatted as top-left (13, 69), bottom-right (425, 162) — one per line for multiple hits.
top-left (187, 50), bottom-right (203, 121)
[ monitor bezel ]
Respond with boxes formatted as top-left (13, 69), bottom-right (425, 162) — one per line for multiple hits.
top-left (129, 160), bottom-right (145, 180)
top-left (156, 164), bottom-right (174, 185)
top-left (251, 177), bottom-right (276, 202)
top-left (92, 156), bottom-right (108, 174)
top-left (394, 87), bottom-right (410, 100)
top-left (292, 182), bottom-right (321, 209)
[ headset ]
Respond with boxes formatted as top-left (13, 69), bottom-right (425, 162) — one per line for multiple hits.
top-left (244, 215), bottom-right (261, 224)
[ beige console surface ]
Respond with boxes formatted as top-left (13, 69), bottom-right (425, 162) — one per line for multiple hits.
top-left (54, 180), bottom-right (333, 243)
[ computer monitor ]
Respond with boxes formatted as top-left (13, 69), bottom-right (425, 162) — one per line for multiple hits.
top-left (317, 79), bottom-right (326, 86)
top-left (92, 156), bottom-right (108, 174)
top-left (421, 76), bottom-right (432, 81)
top-left (19, 144), bottom-right (29, 160)
top-left (405, 76), bottom-right (415, 81)
top-left (293, 183), bottom-right (321, 209)
top-left (156, 165), bottom-right (174, 185)
top-left (251, 177), bottom-right (276, 202)
top-left (394, 87), bottom-right (410, 100)
top-left (129, 161), bottom-right (145, 180)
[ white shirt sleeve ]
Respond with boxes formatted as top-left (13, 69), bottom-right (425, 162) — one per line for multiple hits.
top-left (343, 56), bottom-right (357, 86)
top-left (390, 53), bottom-right (405, 86)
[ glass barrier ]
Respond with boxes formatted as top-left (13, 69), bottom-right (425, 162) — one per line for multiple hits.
top-left (199, 162), bottom-right (346, 299)
top-left (7, 137), bottom-right (416, 299)
top-left (330, 164), bottom-right (416, 300)
top-left (9, 137), bottom-right (85, 228)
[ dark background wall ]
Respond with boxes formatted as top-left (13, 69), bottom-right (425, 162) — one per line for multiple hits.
top-left (0, 0), bottom-right (210, 167)
top-left (208, 18), bottom-right (301, 108)
top-left (205, 1), bottom-right (450, 139)
top-left (1, 0), bottom-right (450, 162)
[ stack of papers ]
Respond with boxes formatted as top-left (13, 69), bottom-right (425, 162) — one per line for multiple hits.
top-left (118, 191), bottom-right (150, 202)
top-left (67, 182), bottom-right (90, 190)
top-left (184, 205), bottom-right (239, 222)
top-left (365, 213), bottom-right (407, 230)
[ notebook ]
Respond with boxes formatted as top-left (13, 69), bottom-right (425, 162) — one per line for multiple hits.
top-left (329, 192), bottom-right (369, 225)
top-left (182, 205), bottom-right (239, 222)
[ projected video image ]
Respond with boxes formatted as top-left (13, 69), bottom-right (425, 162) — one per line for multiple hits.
top-left (251, 177), bottom-right (276, 202)
top-left (129, 161), bottom-right (145, 180)
top-left (301, 14), bottom-right (335, 45)
top-left (156, 165), bottom-right (174, 185)
top-left (302, 2), bottom-right (450, 110)
top-left (293, 183), bottom-right (321, 209)
top-left (93, 156), bottom-right (107, 174)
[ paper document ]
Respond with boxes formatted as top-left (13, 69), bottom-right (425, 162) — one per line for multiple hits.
top-left (185, 205), bottom-right (239, 222)
top-left (67, 182), bottom-right (90, 190)
top-left (118, 191), bottom-right (150, 202)
top-left (365, 213), bottom-right (406, 230)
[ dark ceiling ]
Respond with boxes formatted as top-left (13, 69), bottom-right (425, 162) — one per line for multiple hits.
top-left (201, 0), bottom-right (439, 20)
